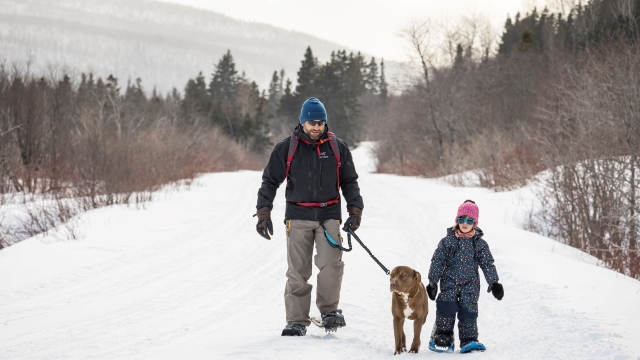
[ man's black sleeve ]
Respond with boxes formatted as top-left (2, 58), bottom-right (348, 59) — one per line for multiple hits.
top-left (256, 139), bottom-right (288, 210)
top-left (338, 141), bottom-right (364, 210)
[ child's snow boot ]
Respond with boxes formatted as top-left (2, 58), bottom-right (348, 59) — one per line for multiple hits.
top-left (460, 340), bottom-right (486, 353)
top-left (429, 332), bottom-right (455, 353)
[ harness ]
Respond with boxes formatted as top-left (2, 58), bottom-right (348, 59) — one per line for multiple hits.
top-left (285, 131), bottom-right (341, 207)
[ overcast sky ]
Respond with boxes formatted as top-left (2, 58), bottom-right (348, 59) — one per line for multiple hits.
top-left (156, 0), bottom-right (550, 61)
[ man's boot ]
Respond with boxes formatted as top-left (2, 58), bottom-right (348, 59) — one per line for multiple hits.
top-left (281, 323), bottom-right (306, 336)
top-left (320, 309), bottom-right (346, 332)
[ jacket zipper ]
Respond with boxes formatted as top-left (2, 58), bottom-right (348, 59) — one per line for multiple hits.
top-left (312, 144), bottom-right (317, 198)
top-left (312, 144), bottom-right (317, 221)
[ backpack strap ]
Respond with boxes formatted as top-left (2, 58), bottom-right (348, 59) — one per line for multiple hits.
top-left (285, 133), bottom-right (298, 186)
top-left (327, 131), bottom-right (341, 190)
top-left (284, 131), bottom-right (341, 207)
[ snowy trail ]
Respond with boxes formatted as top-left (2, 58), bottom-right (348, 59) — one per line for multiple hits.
top-left (0, 143), bottom-right (639, 360)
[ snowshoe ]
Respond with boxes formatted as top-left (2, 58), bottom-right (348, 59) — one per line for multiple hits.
top-left (310, 309), bottom-right (346, 332)
top-left (460, 340), bottom-right (486, 353)
top-left (281, 323), bottom-right (306, 336)
top-left (428, 332), bottom-right (455, 353)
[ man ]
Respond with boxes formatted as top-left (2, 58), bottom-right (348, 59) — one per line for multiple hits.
top-left (255, 97), bottom-right (364, 336)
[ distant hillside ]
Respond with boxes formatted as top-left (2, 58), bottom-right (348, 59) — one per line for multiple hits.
top-left (0, 0), bottom-right (351, 93)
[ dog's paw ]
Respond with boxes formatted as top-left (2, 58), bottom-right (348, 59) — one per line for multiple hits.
top-left (408, 348), bottom-right (419, 353)
top-left (394, 348), bottom-right (404, 355)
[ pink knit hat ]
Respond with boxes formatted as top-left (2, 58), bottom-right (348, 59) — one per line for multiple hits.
top-left (456, 200), bottom-right (479, 225)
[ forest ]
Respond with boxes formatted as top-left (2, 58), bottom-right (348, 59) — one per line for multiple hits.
top-left (375, 0), bottom-right (640, 279)
top-left (1, 0), bottom-right (639, 279)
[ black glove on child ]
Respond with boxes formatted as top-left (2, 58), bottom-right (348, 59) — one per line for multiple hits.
top-left (426, 282), bottom-right (438, 301)
top-left (255, 207), bottom-right (273, 240)
top-left (487, 282), bottom-right (504, 300)
top-left (342, 206), bottom-right (362, 231)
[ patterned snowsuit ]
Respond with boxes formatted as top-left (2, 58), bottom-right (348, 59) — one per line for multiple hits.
top-left (427, 227), bottom-right (499, 343)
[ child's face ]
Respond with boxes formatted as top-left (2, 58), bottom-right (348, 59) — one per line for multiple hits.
top-left (457, 216), bottom-right (475, 233)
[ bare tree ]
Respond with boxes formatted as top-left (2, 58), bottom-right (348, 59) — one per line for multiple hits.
top-left (400, 19), bottom-right (445, 165)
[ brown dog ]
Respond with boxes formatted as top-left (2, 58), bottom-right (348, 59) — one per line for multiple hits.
top-left (389, 265), bottom-right (429, 355)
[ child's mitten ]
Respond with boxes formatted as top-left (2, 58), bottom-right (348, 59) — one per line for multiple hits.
top-left (426, 282), bottom-right (438, 301)
top-left (487, 282), bottom-right (504, 300)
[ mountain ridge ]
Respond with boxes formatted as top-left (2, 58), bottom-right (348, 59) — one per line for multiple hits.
top-left (0, 0), bottom-right (352, 93)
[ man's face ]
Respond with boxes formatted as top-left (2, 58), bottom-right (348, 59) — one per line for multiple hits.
top-left (302, 120), bottom-right (326, 140)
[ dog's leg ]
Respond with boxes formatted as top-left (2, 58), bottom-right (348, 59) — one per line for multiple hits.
top-left (409, 315), bottom-right (427, 353)
top-left (393, 316), bottom-right (405, 355)
top-left (401, 325), bottom-right (406, 352)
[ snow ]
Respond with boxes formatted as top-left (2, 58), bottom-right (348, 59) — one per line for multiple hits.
top-left (1, 142), bottom-right (639, 359)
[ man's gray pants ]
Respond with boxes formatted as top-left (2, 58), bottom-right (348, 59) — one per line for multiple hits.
top-left (285, 219), bottom-right (344, 326)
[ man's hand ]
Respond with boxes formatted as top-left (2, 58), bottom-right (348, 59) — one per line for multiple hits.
top-left (426, 282), bottom-right (438, 301)
top-left (487, 282), bottom-right (504, 300)
top-left (342, 207), bottom-right (362, 231)
top-left (255, 207), bottom-right (273, 240)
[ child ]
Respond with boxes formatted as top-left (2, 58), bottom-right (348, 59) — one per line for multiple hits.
top-left (426, 200), bottom-right (504, 354)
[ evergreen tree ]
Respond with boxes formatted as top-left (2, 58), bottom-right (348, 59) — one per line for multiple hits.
top-left (295, 46), bottom-right (317, 99)
top-left (266, 70), bottom-right (282, 118)
top-left (379, 59), bottom-right (388, 100)
top-left (208, 50), bottom-right (242, 135)
top-left (125, 77), bottom-right (146, 104)
top-left (171, 87), bottom-right (181, 102)
top-left (518, 28), bottom-right (538, 51)
top-left (313, 50), bottom-right (365, 145)
top-left (249, 90), bottom-right (271, 153)
top-left (499, 13), bottom-right (522, 54)
top-left (278, 78), bottom-right (298, 124)
top-left (278, 69), bottom-right (285, 95)
top-left (182, 72), bottom-right (210, 119)
top-left (364, 57), bottom-right (380, 93)
top-left (209, 50), bottom-right (239, 103)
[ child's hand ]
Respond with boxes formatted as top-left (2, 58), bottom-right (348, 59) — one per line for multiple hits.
top-left (426, 282), bottom-right (438, 301)
top-left (487, 283), bottom-right (504, 300)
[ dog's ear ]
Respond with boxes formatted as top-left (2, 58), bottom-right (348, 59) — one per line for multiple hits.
top-left (414, 270), bottom-right (421, 283)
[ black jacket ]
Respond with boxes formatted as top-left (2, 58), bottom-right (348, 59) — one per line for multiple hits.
top-left (256, 125), bottom-right (364, 223)
top-left (428, 228), bottom-right (499, 300)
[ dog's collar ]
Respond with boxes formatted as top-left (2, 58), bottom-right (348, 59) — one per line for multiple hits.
top-left (399, 286), bottom-right (420, 305)
top-left (408, 285), bottom-right (420, 299)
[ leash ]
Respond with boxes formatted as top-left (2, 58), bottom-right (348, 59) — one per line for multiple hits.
top-left (320, 223), bottom-right (390, 275)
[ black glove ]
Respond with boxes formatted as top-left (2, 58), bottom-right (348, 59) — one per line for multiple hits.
top-left (487, 282), bottom-right (504, 300)
top-left (426, 282), bottom-right (438, 301)
top-left (254, 207), bottom-right (273, 240)
top-left (343, 207), bottom-right (362, 231)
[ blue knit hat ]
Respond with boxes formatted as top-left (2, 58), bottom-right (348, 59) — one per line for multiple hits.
top-left (299, 97), bottom-right (327, 124)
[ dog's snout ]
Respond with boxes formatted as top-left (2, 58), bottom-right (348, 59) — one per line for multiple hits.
top-left (390, 281), bottom-right (397, 292)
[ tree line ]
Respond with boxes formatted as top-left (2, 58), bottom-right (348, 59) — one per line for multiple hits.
top-left (0, 46), bottom-right (388, 247)
top-left (0, 63), bottom-right (261, 247)
top-left (182, 47), bottom-right (388, 148)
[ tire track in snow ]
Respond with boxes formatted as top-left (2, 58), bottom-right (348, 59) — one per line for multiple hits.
top-left (0, 172), bottom-right (286, 359)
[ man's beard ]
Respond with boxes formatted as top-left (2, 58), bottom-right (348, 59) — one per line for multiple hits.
top-left (304, 128), bottom-right (321, 140)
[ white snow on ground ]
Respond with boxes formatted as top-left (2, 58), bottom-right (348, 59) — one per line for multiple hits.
top-left (1, 142), bottom-right (639, 360)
